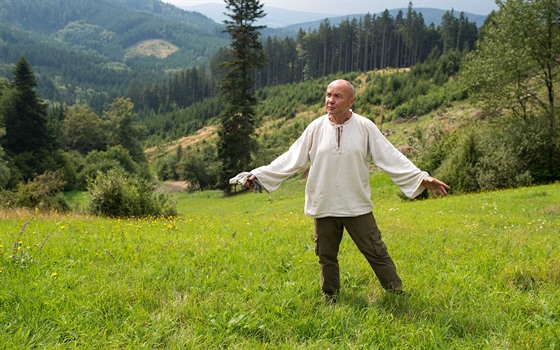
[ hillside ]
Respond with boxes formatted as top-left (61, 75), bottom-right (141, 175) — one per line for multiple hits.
top-left (145, 67), bottom-right (473, 170)
top-left (0, 0), bottom-right (486, 116)
top-left (0, 0), bottom-right (228, 109)
top-left (0, 0), bottom-right (486, 113)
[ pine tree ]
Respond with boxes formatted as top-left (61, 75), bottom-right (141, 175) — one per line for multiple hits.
top-left (0, 56), bottom-right (54, 181)
top-left (217, 0), bottom-right (267, 192)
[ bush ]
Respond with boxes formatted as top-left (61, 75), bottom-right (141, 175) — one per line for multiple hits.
top-left (423, 118), bottom-right (553, 193)
top-left (178, 147), bottom-right (219, 191)
top-left (87, 168), bottom-right (177, 218)
top-left (77, 145), bottom-right (152, 189)
top-left (0, 157), bottom-right (10, 189)
top-left (435, 130), bottom-right (481, 192)
top-left (1, 171), bottom-right (69, 212)
top-left (153, 150), bottom-right (181, 181)
top-left (56, 150), bottom-right (83, 191)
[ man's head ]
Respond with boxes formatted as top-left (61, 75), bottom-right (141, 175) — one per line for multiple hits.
top-left (325, 80), bottom-right (355, 121)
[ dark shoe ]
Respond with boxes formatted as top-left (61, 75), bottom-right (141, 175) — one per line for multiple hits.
top-left (387, 289), bottom-right (407, 296)
top-left (324, 293), bottom-right (337, 304)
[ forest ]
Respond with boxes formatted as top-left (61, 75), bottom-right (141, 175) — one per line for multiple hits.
top-left (128, 5), bottom-right (479, 114)
top-left (1, 0), bottom-right (478, 114)
top-left (0, 0), bottom-right (558, 217)
top-left (0, 0), bottom-right (228, 112)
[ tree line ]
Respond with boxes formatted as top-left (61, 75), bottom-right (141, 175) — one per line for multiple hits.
top-left (256, 6), bottom-right (477, 86)
top-left (128, 5), bottom-right (478, 113)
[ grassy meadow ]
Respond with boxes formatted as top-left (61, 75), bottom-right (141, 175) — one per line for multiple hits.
top-left (1, 174), bottom-right (559, 349)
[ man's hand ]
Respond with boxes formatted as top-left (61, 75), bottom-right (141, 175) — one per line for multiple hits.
top-left (422, 176), bottom-right (450, 197)
top-left (245, 174), bottom-right (256, 190)
top-left (245, 174), bottom-right (266, 193)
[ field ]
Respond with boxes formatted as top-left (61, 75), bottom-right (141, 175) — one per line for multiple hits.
top-left (1, 174), bottom-right (559, 349)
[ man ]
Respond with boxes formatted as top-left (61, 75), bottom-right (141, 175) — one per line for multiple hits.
top-left (241, 79), bottom-right (449, 303)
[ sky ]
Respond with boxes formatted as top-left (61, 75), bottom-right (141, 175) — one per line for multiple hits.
top-left (165, 0), bottom-right (499, 16)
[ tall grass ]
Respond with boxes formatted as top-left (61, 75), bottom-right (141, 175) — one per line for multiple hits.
top-left (1, 175), bottom-right (559, 349)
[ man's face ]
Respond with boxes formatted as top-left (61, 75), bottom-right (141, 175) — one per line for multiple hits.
top-left (325, 81), bottom-right (355, 118)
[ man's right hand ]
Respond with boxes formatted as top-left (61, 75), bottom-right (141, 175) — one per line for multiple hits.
top-left (245, 174), bottom-right (256, 190)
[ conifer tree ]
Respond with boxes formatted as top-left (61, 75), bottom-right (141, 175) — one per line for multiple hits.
top-left (0, 79), bottom-right (10, 187)
top-left (0, 56), bottom-right (54, 181)
top-left (217, 0), bottom-right (267, 192)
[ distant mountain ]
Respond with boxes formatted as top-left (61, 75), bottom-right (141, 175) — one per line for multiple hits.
top-left (0, 0), bottom-right (487, 111)
top-left (182, 3), bottom-right (487, 30)
top-left (0, 0), bottom-right (228, 109)
top-left (285, 8), bottom-right (488, 32)
top-left (181, 2), bottom-right (336, 28)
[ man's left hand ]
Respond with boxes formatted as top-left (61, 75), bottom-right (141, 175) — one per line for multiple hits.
top-left (422, 176), bottom-right (450, 197)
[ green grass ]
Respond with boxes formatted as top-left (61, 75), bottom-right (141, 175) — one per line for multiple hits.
top-left (63, 190), bottom-right (90, 212)
top-left (1, 175), bottom-right (559, 349)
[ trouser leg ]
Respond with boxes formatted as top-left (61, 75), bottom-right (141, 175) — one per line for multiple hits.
top-left (313, 217), bottom-right (344, 295)
top-left (343, 213), bottom-right (403, 291)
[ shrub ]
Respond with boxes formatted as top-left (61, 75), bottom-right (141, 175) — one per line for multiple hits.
top-left (153, 153), bottom-right (179, 181)
top-left (1, 171), bottom-right (69, 212)
top-left (475, 141), bottom-right (533, 190)
top-left (78, 145), bottom-right (151, 190)
top-left (0, 157), bottom-right (10, 189)
top-left (424, 119), bottom-right (550, 193)
top-left (178, 147), bottom-right (219, 191)
top-left (435, 130), bottom-right (481, 192)
top-left (87, 168), bottom-right (176, 218)
top-left (55, 150), bottom-right (83, 191)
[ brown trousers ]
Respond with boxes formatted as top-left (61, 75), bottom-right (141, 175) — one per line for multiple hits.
top-left (313, 212), bottom-right (402, 295)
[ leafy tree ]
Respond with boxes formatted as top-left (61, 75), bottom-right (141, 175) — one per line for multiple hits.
top-left (104, 97), bottom-right (147, 164)
top-left (179, 145), bottom-right (219, 191)
top-left (154, 145), bottom-right (183, 181)
top-left (462, 0), bottom-right (559, 120)
top-left (0, 57), bottom-right (55, 182)
top-left (217, 0), bottom-right (267, 192)
top-left (461, 0), bottom-right (559, 182)
top-left (78, 145), bottom-right (150, 190)
top-left (62, 105), bottom-right (107, 154)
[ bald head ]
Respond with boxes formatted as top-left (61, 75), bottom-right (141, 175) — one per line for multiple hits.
top-left (328, 80), bottom-right (355, 98)
top-left (325, 79), bottom-right (355, 123)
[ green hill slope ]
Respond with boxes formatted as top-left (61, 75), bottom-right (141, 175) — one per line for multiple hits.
top-left (0, 0), bottom-right (228, 108)
top-left (145, 63), bottom-right (470, 169)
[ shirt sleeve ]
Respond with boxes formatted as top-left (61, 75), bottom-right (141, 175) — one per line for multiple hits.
top-left (250, 125), bottom-right (313, 192)
top-left (367, 123), bottom-right (428, 198)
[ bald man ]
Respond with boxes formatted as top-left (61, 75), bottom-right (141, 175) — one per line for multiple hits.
top-left (244, 79), bottom-right (449, 303)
